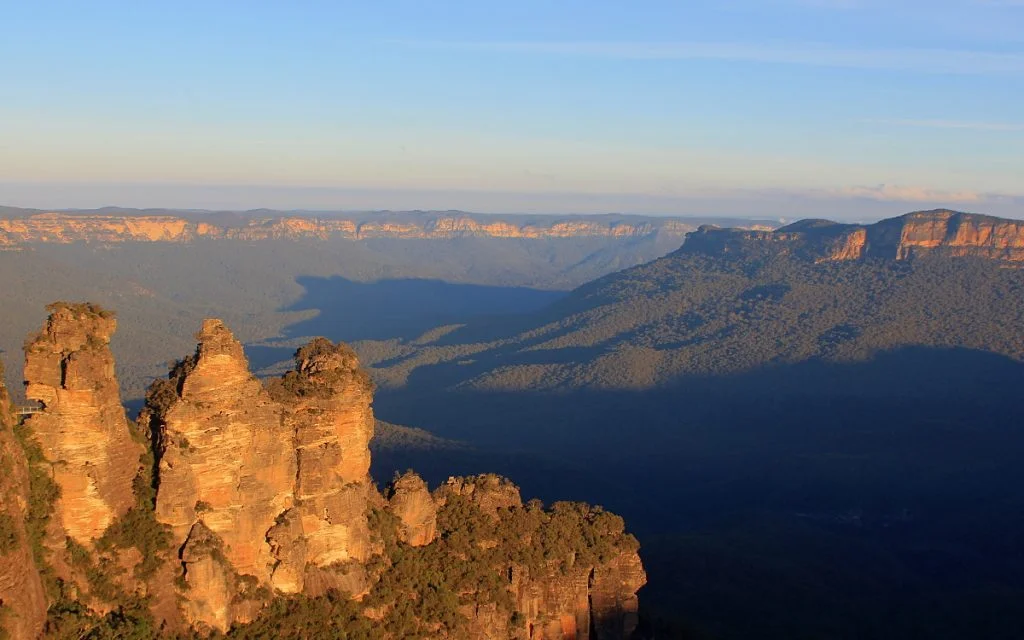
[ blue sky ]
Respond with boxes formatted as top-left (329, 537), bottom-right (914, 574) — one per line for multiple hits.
top-left (1, 0), bottom-right (1022, 219)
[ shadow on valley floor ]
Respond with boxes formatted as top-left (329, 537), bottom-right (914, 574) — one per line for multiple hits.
top-left (244, 276), bottom-right (566, 371)
top-left (369, 346), bottom-right (1024, 639)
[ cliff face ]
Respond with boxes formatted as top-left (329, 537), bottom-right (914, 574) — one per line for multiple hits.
top-left (590, 552), bottom-right (646, 640)
top-left (682, 210), bottom-right (1024, 263)
top-left (385, 472), bottom-right (438, 547)
top-left (0, 360), bottom-right (47, 640)
top-left (149, 319), bottom-right (296, 629)
top-left (22, 303), bottom-right (143, 547)
top-left (266, 338), bottom-right (378, 596)
top-left (0, 211), bottom-right (697, 246)
top-left (0, 306), bottom-right (646, 638)
top-left (433, 475), bottom-right (647, 640)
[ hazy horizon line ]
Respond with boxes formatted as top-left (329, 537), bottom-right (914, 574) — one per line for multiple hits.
top-left (2, 181), bottom-right (1022, 223)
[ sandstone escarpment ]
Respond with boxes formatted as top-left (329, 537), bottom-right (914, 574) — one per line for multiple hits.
top-left (682, 210), bottom-right (1024, 263)
top-left (23, 303), bottom-right (143, 547)
top-left (870, 210), bottom-right (1024, 260)
top-left (0, 360), bottom-right (47, 640)
top-left (0, 211), bottom-right (698, 246)
top-left (1, 306), bottom-right (646, 637)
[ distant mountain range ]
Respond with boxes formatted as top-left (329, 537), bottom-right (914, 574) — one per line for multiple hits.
top-left (0, 206), bottom-right (775, 245)
top-left (360, 209), bottom-right (1024, 396)
top-left (4, 207), bottom-right (1024, 637)
top-left (0, 207), bottom-right (776, 402)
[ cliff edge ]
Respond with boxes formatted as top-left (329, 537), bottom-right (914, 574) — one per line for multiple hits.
top-left (682, 210), bottom-right (1024, 263)
top-left (1, 305), bottom-right (646, 639)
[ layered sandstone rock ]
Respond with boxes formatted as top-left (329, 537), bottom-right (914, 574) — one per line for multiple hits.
top-left (683, 210), bottom-right (1024, 263)
top-left (7, 308), bottom-right (647, 637)
top-left (265, 338), bottom-right (378, 595)
top-left (23, 303), bottom-right (142, 546)
top-left (0, 360), bottom-right (47, 640)
top-left (0, 211), bottom-right (698, 246)
top-left (509, 565), bottom-right (592, 640)
top-left (590, 552), bottom-right (646, 640)
top-left (149, 327), bottom-right (381, 629)
top-left (385, 472), bottom-right (437, 547)
top-left (150, 320), bottom-right (295, 630)
top-left (154, 320), bottom-right (295, 578)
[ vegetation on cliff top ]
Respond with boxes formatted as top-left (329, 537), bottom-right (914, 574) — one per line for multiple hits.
top-left (25, 481), bottom-right (638, 639)
top-left (265, 338), bottom-right (372, 403)
top-left (227, 487), bottom-right (638, 639)
top-left (44, 301), bottom-right (116, 320)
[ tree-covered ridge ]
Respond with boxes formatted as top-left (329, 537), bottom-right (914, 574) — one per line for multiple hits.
top-left (361, 252), bottom-right (1024, 392)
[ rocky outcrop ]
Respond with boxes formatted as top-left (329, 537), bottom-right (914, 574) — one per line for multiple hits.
top-left (435, 474), bottom-right (524, 516)
top-left (265, 338), bottom-right (378, 595)
top-left (385, 472), bottom-right (437, 547)
top-left (682, 210), bottom-right (1024, 263)
top-left (0, 211), bottom-right (700, 246)
top-left (591, 552), bottom-right (646, 640)
top-left (149, 320), bottom-right (295, 630)
top-left (435, 475), bottom-right (647, 640)
top-left (1, 307), bottom-right (646, 637)
top-left (23, 303), bottom-right (142, 546)
top-left (0, 359), bottom-right (47, 640)
top-left (509, 565), bottom-right (592, 640)
top-left (148, 328), bottom-right (381, 630)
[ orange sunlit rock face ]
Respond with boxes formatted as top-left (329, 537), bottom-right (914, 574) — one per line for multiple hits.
top-left (23, 303), bottom-right (143, 547)
top-left (683, 210), bottom-right (1024, 263)
top-left (4, 305), bottom-right (647, 637)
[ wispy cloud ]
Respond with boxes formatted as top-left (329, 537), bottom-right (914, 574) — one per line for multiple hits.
top-left (827, 184), bottom-right (988, 203)
top-left (865, 118), bottom-right (1024, 131)
top-left (402, 40), bottom-right (1024, 75)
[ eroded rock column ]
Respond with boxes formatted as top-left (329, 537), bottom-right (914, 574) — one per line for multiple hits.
top-left (23, 303), bottom-right (142, 546)
top-left (266, 339), bottom-right (378, 595)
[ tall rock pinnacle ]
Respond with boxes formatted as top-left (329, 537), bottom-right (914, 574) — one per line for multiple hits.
top-left (266, 338), bottom-right (378, 595)
top-left (148, 326), bottom-right (380, 629)
top-left (22, 302), bottom-right (142, 546)
top-left (150, 319), bottom-right (296, 629)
